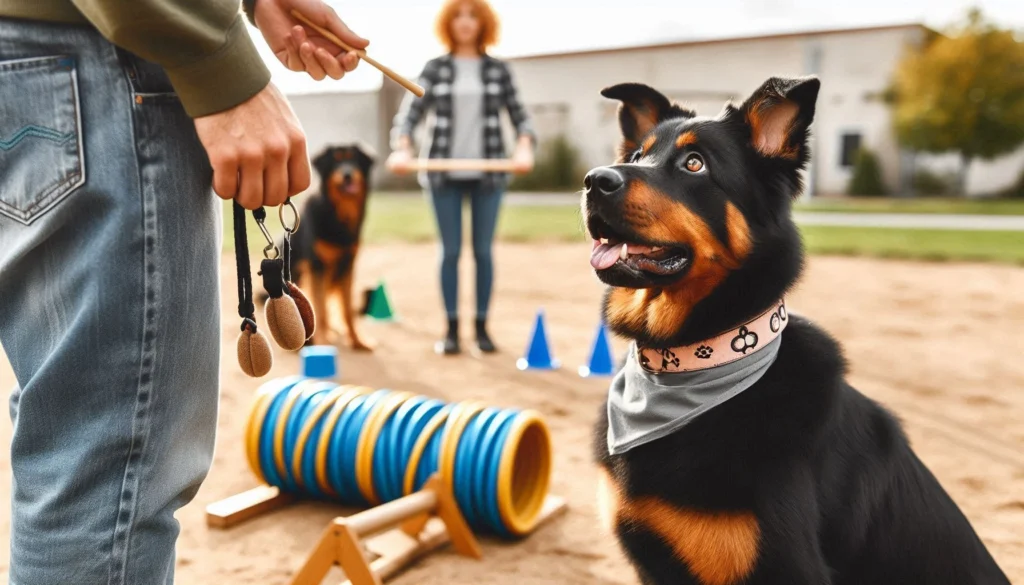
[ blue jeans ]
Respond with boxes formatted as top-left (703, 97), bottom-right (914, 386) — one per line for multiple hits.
top-left (428, 179), bottom-right (503, 320)
top-left (0, 20), bottom-right (220, 585)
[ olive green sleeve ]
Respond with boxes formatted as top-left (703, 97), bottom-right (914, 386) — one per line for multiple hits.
top-left (70, 0), bottom-right (271, 118)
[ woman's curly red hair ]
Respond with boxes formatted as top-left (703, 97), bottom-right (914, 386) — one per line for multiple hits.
top-left (435, 0), bottom-right (500, 53)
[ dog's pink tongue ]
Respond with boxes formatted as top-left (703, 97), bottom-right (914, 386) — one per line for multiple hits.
top-left (590, 242), bottom-right (621, 270)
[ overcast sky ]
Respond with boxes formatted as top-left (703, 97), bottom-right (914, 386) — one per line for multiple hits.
top-left (251, 0), bottom-right (1024, 95)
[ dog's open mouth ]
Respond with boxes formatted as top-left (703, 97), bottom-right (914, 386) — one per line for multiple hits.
top-left (587, 214), bottom-right (691, 278)
top-left (331, 177), bottom-right (362, 195)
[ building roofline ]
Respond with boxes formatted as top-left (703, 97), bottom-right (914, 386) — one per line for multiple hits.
top-left (505, 22), bottom-right (930, 62)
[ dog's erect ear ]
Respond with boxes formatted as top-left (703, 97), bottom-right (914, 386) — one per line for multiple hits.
top-left (739, 76), bottom-right (819, 160)
top-left (312, 148), bottom-right (335, 179)
top-left (601, 83), bottom-right (694, 159)
top-left (352, 141), bottom-right (378, 170)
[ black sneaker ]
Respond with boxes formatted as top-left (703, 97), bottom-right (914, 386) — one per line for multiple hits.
top-left (475, 318), bottom-right (497, 353)
top-left (435, 318), bottom-right (460, 355)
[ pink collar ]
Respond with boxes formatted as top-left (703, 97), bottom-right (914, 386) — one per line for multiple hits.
top-left (637, 300), bottom-right (788, 373)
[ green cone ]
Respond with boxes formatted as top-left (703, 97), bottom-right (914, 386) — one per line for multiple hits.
top-left (365, 282), bottom-right (396, 321)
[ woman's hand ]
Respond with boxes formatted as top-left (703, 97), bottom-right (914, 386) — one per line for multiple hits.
top-left (386, 149), bottom-right (414, 175)
top-left (254, 0), bottom-right (369, 81)
top-left (511, 136), bottom-right (535, 175)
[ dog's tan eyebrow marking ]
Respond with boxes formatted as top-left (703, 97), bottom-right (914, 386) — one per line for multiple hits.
top-left (642, 134), bottom-right (657, 153)
top-left (676, 131), bottom-right (697, 148)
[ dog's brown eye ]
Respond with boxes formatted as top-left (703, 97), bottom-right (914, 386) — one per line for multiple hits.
top-left (629, 150), bottom-right (642, 163)
top-left (684, 154), bottom-right (705, 173)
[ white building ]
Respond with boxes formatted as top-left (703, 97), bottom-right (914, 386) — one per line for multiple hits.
top-left (287, 23), bottom-right (1023, 196)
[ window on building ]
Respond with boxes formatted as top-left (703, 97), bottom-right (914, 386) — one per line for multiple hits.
top-left (840, 133), bottom-right (862, 167)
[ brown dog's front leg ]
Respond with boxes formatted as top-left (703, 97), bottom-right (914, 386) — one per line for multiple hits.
top-left (309, 271), bottom-right (331, 347)
top-left (340, 269), bottom-right (374, 351)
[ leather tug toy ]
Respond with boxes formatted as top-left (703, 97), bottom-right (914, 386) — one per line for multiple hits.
top-left (234, 199), bottom-right (316, 378)
top-left (280, 206), bottom-right (316, 342)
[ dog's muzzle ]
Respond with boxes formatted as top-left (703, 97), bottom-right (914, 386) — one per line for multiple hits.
top-left (584, 166), bottom-right (624, 199)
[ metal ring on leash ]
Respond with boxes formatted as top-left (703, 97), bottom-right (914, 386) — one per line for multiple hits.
top-left (279, 198), bottom-right (301, 234)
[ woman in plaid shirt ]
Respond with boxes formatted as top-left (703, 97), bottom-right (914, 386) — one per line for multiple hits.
top-left (388, 0), bottom-right (535, 356)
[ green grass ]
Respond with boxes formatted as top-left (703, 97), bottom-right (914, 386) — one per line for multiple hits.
top-left (223, 193), bottom-right (587, 254)
top-left (224, 194), bottom-right (1024, 265)
top-left (349, 194), bottom-right (586, 244)
top-left (794, 197), bottom-right (1024, 216)
top-left (801, 226), bottom-right (1024, 264)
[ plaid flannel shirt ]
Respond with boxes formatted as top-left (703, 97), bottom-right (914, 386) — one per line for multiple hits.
top-left (391, 54), bottom-right (535, 191)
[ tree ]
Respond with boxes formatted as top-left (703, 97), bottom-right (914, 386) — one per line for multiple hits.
top-left (889, 9), bottom-right (1024, 195)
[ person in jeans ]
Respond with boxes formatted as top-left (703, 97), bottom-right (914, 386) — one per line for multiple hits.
top-left (388, 0), bottom-right (535, 356)
top-left (0, 0), bottom-right (366, 582)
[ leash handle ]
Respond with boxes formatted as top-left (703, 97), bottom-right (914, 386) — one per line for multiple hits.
top-left (233, 200), bottom-right (256, 327)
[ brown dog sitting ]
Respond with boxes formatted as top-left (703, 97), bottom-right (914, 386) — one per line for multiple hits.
top-left (287, 143), bottom-right (376, 351)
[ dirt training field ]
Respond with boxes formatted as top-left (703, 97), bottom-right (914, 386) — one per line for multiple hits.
top-left (2, 243), bottom-right (1023, 583)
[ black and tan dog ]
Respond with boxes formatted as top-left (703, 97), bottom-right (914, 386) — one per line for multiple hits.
top-left (288, 144), bottom-right (375, 351)
top-left (585, 77), bottom-right (1009, 584)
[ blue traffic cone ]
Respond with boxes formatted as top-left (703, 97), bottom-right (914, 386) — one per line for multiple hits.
top-left (516, 309), bottom-right (560, 371)
top-left (579, 322), bottom-right (616, 377)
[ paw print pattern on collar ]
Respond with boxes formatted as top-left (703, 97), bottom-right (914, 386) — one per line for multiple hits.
top-left (637, 300), bottom-right (789, 373)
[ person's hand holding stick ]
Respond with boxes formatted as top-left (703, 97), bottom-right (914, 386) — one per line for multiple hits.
top-left (289, 9), bottom-right (425, 97)
top-left (252, 0), bottom-right (369, 80)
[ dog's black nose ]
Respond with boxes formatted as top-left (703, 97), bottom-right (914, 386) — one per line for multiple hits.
top-left (584, 167), bottom-right (624, 197)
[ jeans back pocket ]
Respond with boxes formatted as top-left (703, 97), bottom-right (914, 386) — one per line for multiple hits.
top-left (0, 55), bottom-right (85, 225)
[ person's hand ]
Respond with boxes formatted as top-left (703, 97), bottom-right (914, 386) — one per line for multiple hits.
top-left (254, 0), bottom-right (369, 81)
top-left (194, 83), bottom-right (309, 210)
top-left (386, 149), bottom-right (413, 175)
top-left (511, 137), bottom-right (535, 175)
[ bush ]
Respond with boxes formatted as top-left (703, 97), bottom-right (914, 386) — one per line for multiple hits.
top-left (847, 148), bottom-right (887, 196)
top-left (510, 135), bottom-right (585, 191)
top-left (1003, 166), bottom-right (1024, 198)
top-left (912, 168), bottom-right (955, 196)
top-left (375, 166), bottom-right (420, 191)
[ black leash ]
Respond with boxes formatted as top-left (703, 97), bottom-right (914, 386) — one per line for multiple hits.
top-left (234, 200), bottom-right (257, 333)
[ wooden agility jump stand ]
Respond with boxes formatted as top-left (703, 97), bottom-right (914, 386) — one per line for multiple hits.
top-left (206, 477), bottom-right (567, 585)
top-left (289, 477), bottom-right (480, 585)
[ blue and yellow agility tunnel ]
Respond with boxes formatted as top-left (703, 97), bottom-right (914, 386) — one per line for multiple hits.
top-left (245, 375), bottom-right (553, 538)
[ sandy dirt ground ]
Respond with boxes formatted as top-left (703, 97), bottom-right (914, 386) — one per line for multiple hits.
top-left (1, 244), bottom-right (1023, 584)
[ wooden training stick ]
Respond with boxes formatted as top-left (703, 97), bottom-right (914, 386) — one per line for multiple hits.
top-left (290, 10), bottom-right (425, 98)
top-left (400, 159), bottom-right (519, 173)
